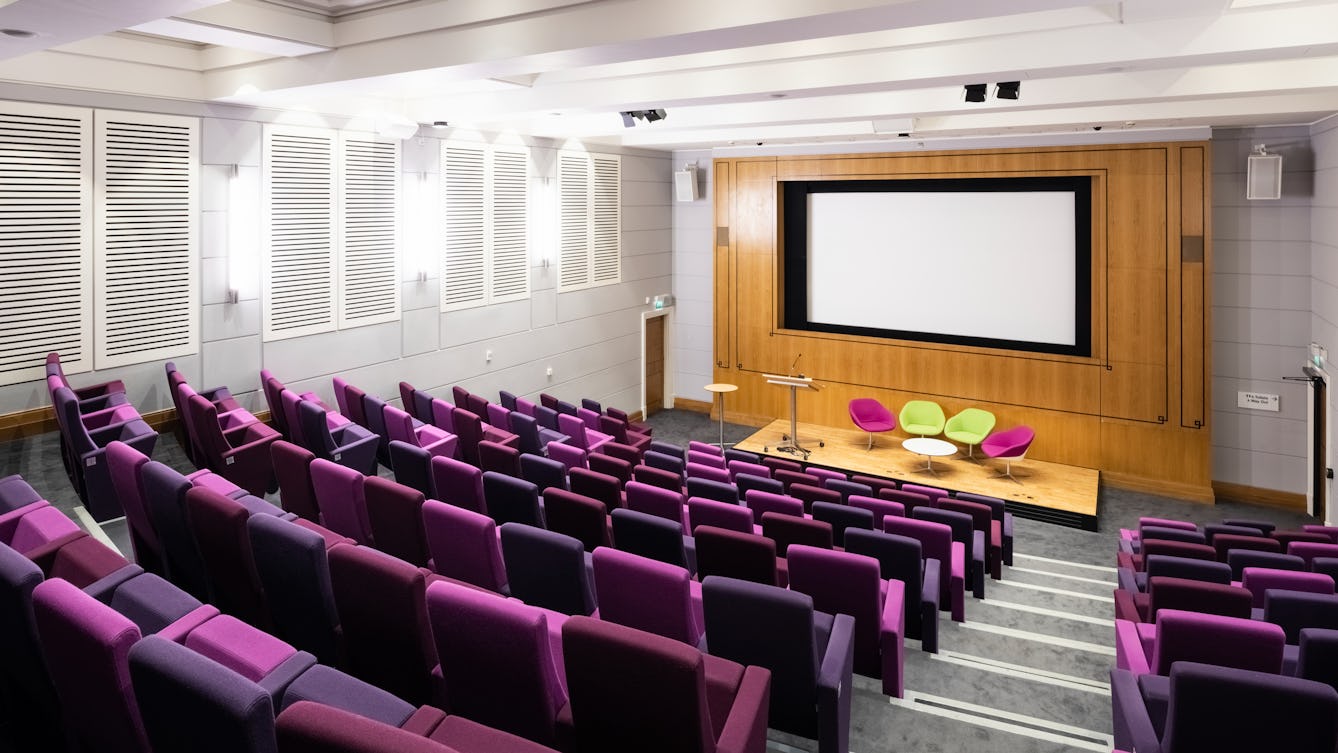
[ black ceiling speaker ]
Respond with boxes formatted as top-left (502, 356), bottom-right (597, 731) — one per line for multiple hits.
top-left (963, 84), bottom-right (987, 103)
top-left (995, 81), bottom-right (1021, 100)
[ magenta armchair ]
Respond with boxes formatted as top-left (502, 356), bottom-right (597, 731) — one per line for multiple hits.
top-left (981, 425), bottom-right (1034, 482)
top-left (847, 399), bottom-right (896, 450)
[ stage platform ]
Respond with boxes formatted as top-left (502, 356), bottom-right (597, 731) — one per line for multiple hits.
top-left (733, 419), bottom-right (1100, 530)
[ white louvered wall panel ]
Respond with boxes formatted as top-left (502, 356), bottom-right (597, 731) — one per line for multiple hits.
top-left (263, 125), bottom-right (337, 341)
top-left (489, 147), bottom-right (530, 303)
top-left (558, 151), bottom-right (591, 291)
top-left (0, 102), bottom-right (92, 386)
top-left (338, 133), bottom-right (400, 329)
top-left (591, 153), bottom-right (621, 285)
top-left (441, 142), bottom-right (486, 311)
top-left (94, 111), bottom-right (199, 369)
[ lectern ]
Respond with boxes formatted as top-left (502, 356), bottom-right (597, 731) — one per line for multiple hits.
top-left (763, 374), bottom-right (820, 458)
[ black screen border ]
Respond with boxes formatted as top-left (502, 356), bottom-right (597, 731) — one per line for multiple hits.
top-left (781, 176), bottom-right (1093, 357)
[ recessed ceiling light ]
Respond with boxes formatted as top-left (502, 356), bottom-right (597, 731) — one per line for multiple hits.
top-left (770, 93), bottom-right (787, 99)
top-left (1, 28), bottom-right (37, 39)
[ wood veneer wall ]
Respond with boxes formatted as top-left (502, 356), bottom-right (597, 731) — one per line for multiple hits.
top-left (712, 142), bottom-right (1213, 501)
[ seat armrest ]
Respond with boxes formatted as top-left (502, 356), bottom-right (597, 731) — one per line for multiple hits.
top-left (1114, 619), bottom-right (1150, 674)
top-left (922, 557), bottom-right (942, 612)
top-left (1118, 539), bottom-right (1134, 554)
top-left (715, 664), bottom-right (772, 753)
top-left (950, 541), bottom-right (966, 582)
top-left (1113, 588), bottom-right (1141, 623)
top-left (258, 651), bottom-right (319, 701)
top-left (817, 613), bottom-right (856, 753)
top-left (1110, 668), bottom-right (1161, 753)
top-left (1116, 566), bottom-right (1139, 593)
top-left (83, 563), bottom-right (145, 603)
top-left (880, 578), bottom-right (906, 697)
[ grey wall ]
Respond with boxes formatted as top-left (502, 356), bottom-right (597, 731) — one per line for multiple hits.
top-left (0, 85), bottom-right (672, 422)
top-left (1311, 114), bottom-right (1338, 514)
top-left (1211, 126), bottom-right (1314, 495)
top-left (671, 150), bottom-right (714, 404)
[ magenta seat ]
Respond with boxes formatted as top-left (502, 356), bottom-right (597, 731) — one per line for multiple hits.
top-left (980, 425), bottom-right (1035, 482)
top-left (848, 398), bottom-right (896, 450)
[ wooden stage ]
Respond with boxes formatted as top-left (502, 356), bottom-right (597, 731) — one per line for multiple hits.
top-left (733, 419), bottom-right (1101, 530)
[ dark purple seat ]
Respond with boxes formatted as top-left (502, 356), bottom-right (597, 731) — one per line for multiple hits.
top-left (560, 615), bottom-right (770, 753)
top-left (701, 576), bottom-right (854, 753)
top-left (1213, 533), bottom-right (1282, 562)
top-left (647, 439), bottom-right (683, 459)
top-left (542, 489), bottom-right (610, 552)
top-left (610, 508), bottom-right (692, 573)
top-left (328, 544), bottom-right (439, 705)
top-left (631, 463), bottom-right (684, 494)
top-left (569, 467), bottom-right (623, 513)
top-left (788, 483), bottom-right (840, 514)
top-left (884, 516), bottom-right (964, 623)
top-left (184, 487), bottom-right (276, 630)
top-left (297, 399), bottom-right (379, 476)
top-left (186, 393), bottom-right (277, 497)
top-left (643, 451), bottom-right (686, 479)
top-left (479, 440), bottom-right (523, 478)
top-left (431, 454), bottom-right (487, 515)
top-left (500, 523), bottom-right (595, 616)
top-left (389, 440), bottom-right (434, 498)
top-left (247, 514), bottom-right (344, 665)
top-left (735, 473), bottom-right (784, 500)
top-left (592, 547), bottom-right (702, 645)
top-left (0, 474), bottom-right (41, 512)
top-left (694, 526), bottom-right (780, 587)
top-left (847, 495), bottom-right (905, 529)
top-left (271, 440), bottom-right (322, 523)
top-left (140, 461), bottom-right (211, 601)
top-left (760, 512), bottom-right (833, 557)
top-left (511, 412), bottom-right (569, 457)
top-left (53, 385), bottom-right (157, 521)
top-left (107, 440), bottom-right (166, 576)
top-left (484, 472), bottom-right (543, 528)
top-left (1264, 590), bottom-right (1338, 644)
top-left (762, 456), bottom-right (803, 475)
top-left (425, 581), bottom-right (568, 747)
top-left (687, 477), bottom-right (739, 505)
top-left (362, 395), bottom-right (395, 467)
top-left (422, 500), bottom-right (508, 595)
top-left (588, 453), bottom-right (633, 486)
top-left (520, 453), bottom-right (568, 494)
top-left (823, 479), bottom-right (873, 504)
top-left (364, 476), bottom-right (429, 567)
top-left (1298, 627), bottom-right (1338, 692)
top-left (844, 528), bottom-right (940, 652)
top-left (810, 502), bottom-right (873, 547)
top-left (0, 544), bottom-right (62, 750)
top-left (744, 490), bottom-right (804, 524)
top-left (878, 488), bottom-right (934, 516)
top-left (913, 506), bottom-right (986, 599)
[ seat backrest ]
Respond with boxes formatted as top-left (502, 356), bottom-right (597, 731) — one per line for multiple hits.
top-left (1201, 523), bottom-right (1261, 544)
top-left (509, 412), bottom-right (546, 456)
top-left (454, 385), bottom-right (472, 408)
top-left (519, 453), bottom-right (568, 494)
top-left (568, 467), bottom-right (622, 512)
top-left (879, 488), bottom-right (934, 515)
top-left (788, 483), bottom-right (840, 513)
top-left (281, 390), bottom-right (308, 448)
top-left (546, 441), bottom-right (588, 473)
top-left (561, 615), bottom-right (715, 753)
top-left (648, 440), bottom-right (685, 459)
top-left (342, 382), bottom-right (368, 427)
top-left (107, 440), bottom-right (159, 566)
top-left (762, 456), bottom-right (803, 474)
top-left (589, 453), bottom-right (633, 486)
top-left (421, 500), bottom-right (507, 593)
top-left (1298, 628), bottom-right (1338, 691)
top-left (945, 407), bottom-right (995, 437)
top-left (295, 400), bottom-right (336, 459)
top-left (557, 413), bottom-right (591, 451)
top-left (735, 473), bottom-right (784, 500)
top-left (685, 477), bottom-right (738, 505)
top-left (543, 489), bottom-right (610, 552)
top-left (140, 461), bottom-right (210, 601)
top-left (883, 516), bottom-right (953, 568)
top-left (610, 508), bottom-right (688, 570)
top-left (936, 498), bottom-right (992, 535)
top-left (128, 635), bottom-right (276, 753)
top-left (786, 545), bottom-right (882, 675)
top-left (913, 507), bottom-right (975, 548)
top-left (362, 395), bottom-right (391, 450)
top-left (694, 526), bottom-right (777, 586)
top-left (1141, 525), bottom-right (1207, 546)
top-left (498, 390), bottom-right (518, 411)
top-left (805, 467), bottom-right (846, 485)
top-left (1241, 568), bottom-right (1335, 608)
top-left (687, 497), bottom-right (754, 535)
top-left (327, 545), bottom-right (437, 705)
top-left (534, 405), bottom-right (562, 432)
top-left (848, 495), bottom-right (905, 529)
top-left (363, 476), bottom-right (428, 567)
top-left (1212, 533), bottom-right (1281, 562)
top-left (483, 472), bottom-right (542, 528)
top-left (309, 458), bottom-right (372, 544)
top-left (425, 580), bottom-right (566, 745)
top-left (844, 528), bottom-right (924, 605)
top-left (849, 397), bottom-right (893, 424)
top-left (702, 575), bottom-right (819, 725)
top-left (824, 478), bottom-right (873, 504)
top-left (1142, 539), bottom-right (1218, 565)
top-left (486, 403), bottom-right (512, 432)
top-left (388, 440), bottom-right (433, 498)
top-left (247, 514), bottom-right (341, 665)
top-left (1151, 608), bottom-right (1285, 675)
top-left (687, 462), bottom-right (731, 484)
top-left (478, 440), bottom-right (522, 478)
top-left (761, 512), bottom-right (834, 555)
top-left (1139, 516), bottom-right (1198, 533)
top-left (429, 454), bottom-right (486, 515)
top-left (464, 393), bottom-right (490, 422)
top-left (397, 382), bottom-right (418, 420)
top-left (270, 440), bottom-right (320, 523)
top-left (261, 374), bottom-right (287, 436)
top-left (592, 547), bottom-right (700, 645)
top-left (184, 487), bottom-right (269, 628)
top-left (1161, 662), bottom-right (1338, 753)
top-left (1147, 576), bottom-right (1253, 621)
top-left (1228, 549), bottom-right (1304, 580)
top-left (743, 490), bottom-right (804, 524)
top-left (1291, 542), bottom-right (1338, 567)
top-left (643, 450), bottom-right (685, 478)
top-left (500, 523), bottom-right (595, 616)
top-left (576, 406), bottom-right (602, 431)
top-left (632, 463), bottom-right (683, 492)
top-left (32, 578), bottom-right (149, 753)
top-left (810, 501), bottom-right (874, 546)
top-left (898, 400), bottom-right (945, 432)
top-left (381, 404), bottom-right (417, 446)
top-left (727, 460), bottom-right (770, 481)
top-left (1144, 554), bottom-right (1232, 586)
top-left (0, 543), bottom-right (58, 733)
top-left (1264, 590), bottom-right (1338, 643)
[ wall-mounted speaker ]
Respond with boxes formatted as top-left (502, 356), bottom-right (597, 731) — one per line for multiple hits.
top-left (1246, 149), bottom-right (1282, 200)
top-left (674, 165), bottom-right (700, 202)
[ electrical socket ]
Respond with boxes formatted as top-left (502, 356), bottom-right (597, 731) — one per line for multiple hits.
top-left (485, 349), bottom-right (493, 362)
top-left (546, 366), bottom-right (553, 377)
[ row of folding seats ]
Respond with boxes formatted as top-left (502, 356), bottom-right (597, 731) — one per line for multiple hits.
top-left (1110, 514), bottom-right (1338, 753)
top-left (170, 363), bottom-right (282, 496)
top-left (46, 352), bottom-right (158, 521)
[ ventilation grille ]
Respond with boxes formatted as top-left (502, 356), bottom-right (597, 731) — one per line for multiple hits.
top-left (558, 150), bottom-right (621, 291)
top-left (339, 135), bottom-right (399, 328)
top-left (558, 152), bottom-right (590, 290)
top-left (591, 154), bottom-right (621, 284)
top-left (94, 112), bottom-right (198, 368)
top-left (442, 143), bottom-right (486, 310)
top-left (0, 103), bottom-right (92, 386)
top-left (263, 126), bottom-right (336, 340)
top-left (490, 147), bottom-right (530, 302)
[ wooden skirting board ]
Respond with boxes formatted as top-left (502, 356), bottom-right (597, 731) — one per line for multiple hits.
top-left (1213, 481), bottom-right (1307, 512)
top-left (734, 418), bottom-right (1101, 530)
top-left (0, 406), bottom-right (270, 444)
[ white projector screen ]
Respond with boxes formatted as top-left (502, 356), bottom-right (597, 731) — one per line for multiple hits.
top-left (783, 177), bottom-right (1091, 356)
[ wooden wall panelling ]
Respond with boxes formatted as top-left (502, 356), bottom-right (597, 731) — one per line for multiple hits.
top-left (713, 160), bottom-right (733, 373)
top-left (1179, 145), bottom-right (1208, 429)
top-left (731, 160), bottom-right (779, 374)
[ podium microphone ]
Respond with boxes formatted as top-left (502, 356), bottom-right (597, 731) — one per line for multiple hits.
top-left (790, 353), bottom-right (803, 377)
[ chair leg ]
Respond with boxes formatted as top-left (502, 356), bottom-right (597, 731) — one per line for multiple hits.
top-left (867, 432), bottom-right (874, 451)
top-left (990, 458), bottom-right (1025, 484)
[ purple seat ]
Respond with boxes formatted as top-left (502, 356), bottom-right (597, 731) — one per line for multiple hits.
top-left (568, 467), bottom-right (623, 513)
top-left (884, 516), bottom-right (964, 622)
top-left (762, 456), bottom-right (803, 475)
top-left (1140, 525), bottom-right (1207, 548)
top-left (32, 578), bottom-right (150, 753)
top-left (499, 390), bottom-right (519, 411)
top-left (546, 441), bottom-right (589, 473)
top-left (687, 462), bottom-right (732, 485)
top-left (1200, 523), bottom-right (1261, 544)
top-left (687, 440), bottom-right (722, 457)
top-left (332, 377), bottom-right (365, 427)
top-left (847, 495), bottom-right (905, 529)
top-left (493, 400), bottom-right (518, 430)
top-left (701, 575), bottom-right (855, 753)
top-left (1303, 525), bottom-right (1338, 544)
top-left (598, 415), bottom-right (651, 453)
top-left (107, 440), bottom-right (165, 576)
top-left (743, 490), bottom-right (804, 524)
top-left (694, 526), bottom-right (780, 587)
top-left (1264, 590), bottom-right (1338, 644)
top-left (310, 458), bottom-right (374, 545)
top-left (844, 528), bottom-right (940, 652)
top-left (276, 701), bottom-right (559, 753)
top-left (576, 406), bottom-right (602, 431)
top-left (543, 489), bottom-right (610, 552)
top-left (484, 472), bottom-right (543, 528)
top-left (500, 523), bottom-right (596, 616)
top-left (610, 508), bottom-right (692, 573)
top-left (385, 404), bottom-right (458, 461)
top-left (788, 545), bottom-right (905, 697)
top-left (389, 440), bottom-right (434, 498)
top-left (878, 488), bottom-right (934, 516)
top-left (809, 502), bottom-right (873, 547)
top-left (588, 453), bottom-right (633, 486)
top-left (271, 440), bottom-right (322, 523)
top-left (760, 512), bottom-right (833, 558)
top-left (456, 407), bottom-right (517, 467)
top-left (0, 544), bottom-right (62, 749)
top-left (1120, 554), bottom-right (1232, 595)
top-left (0, 474), bottom-right (41, 512)
top-left (558, 413), bottom-right (613, 455)
top-left (128, 635), bottom-right (279, 753)
top-left (140, 461), bottom-right (211, 601)
top-left (606, 406), bottom-right (651, 437)
top-left (734, 473), bottom-right (784, 500)
top-left (788, 483), bottom-right (840, 514)
top-left (186, 394), bottom-right (277, 497)
top-left (1228, 549), bottom-right (1304, 580)
top-left (980, 425), bottom-right (1034, 482)
top-left (955, 492), bottom-right (1015, 565)
top-left (1122, 576), bottom-right (1253, 625)
top-left (687, 477), bottom-right (739, 505)
top-left (1116, 607), bottom-right (1285, 678)
top-left (938, 498), bottom-right (1002, 580)
top-left (1290, 541), bottom-right (1338, 568)
top-left (592, 547), bottom-right (702, 646)
top-left (848, 398), bottom-right (896, 449)
top-left (520, 453), bottom-right (569, 495)
top-left (430, 454), bottom-right (486, 515)
top-left (479, 440), bottom-right (522, 477)
top-left (1110, 661), bottom-right (1338, 753)
top-left (1241, 567), bottom-right (1334, 608)
top-left (849, 474), bottom-right (899, 497)
top-left (823, 478), bottom-right (874, 505)
top-left (688, 497), bottom-right (756, 535)
top-left (687, 449), bottom-right (727, 470)
top-left (643, 450), bottom-right (686, 479)
top-left (297, 399), bottom-right (379, 476)
top-left (633, 462), bottom-right (684, 492)
top-left (426, 581), bottom-right (568, 747)
top-left (510, 412), bottom-right (569, 457)
top-left (773, 469), bottom-right (813, 492)
top-left (1213, 533), bottom-right (1281, 562)
top-left (422, 500), bottom-right (509, 594)
top-left (1298, 627), bottom-right (1338, 691)
top-left (364, 476), bottom-right (430, 567)
top-left (328, 544), bottom-right (439, 705)
top-left (362, 395), bottom-right (396, 467)
top-left (515, 396), bottom-right (538, 417)
top-left (648, 440), bottom-right (685, 460)
top-left (52, 385), bottom-right (157, 521)
top-left (914, 506), bottom-right (987, 599)
top-left (560, 615), bottom-right (770, 753)
top-left (1275, 530), bottom-right (1333, 549)
top-left (247, 514), bottom-right (344, 665)
top-left (184, 487), bottom-right (275, 630)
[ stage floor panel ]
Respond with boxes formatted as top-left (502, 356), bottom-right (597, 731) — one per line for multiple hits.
top-left (733, 419), bottom-right (1100, 530)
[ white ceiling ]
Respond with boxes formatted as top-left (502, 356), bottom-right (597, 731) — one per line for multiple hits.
top-left (0, 0), bottom-right (1335, 150)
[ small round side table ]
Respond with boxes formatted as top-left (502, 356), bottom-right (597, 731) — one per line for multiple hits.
top-left (704, 383), bottom-right (739, 448)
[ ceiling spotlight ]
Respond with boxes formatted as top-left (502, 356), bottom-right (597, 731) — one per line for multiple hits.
top-left (432, 120), bottom-right (449, 129)
top-left (619, 109), bottom-right (668, 127)
top-left (644, 108), bottom-right (666, 122)
top-left (963, 84), bottom-right (987, 103)
top-left (995, 81), bottom-right (1020, 100)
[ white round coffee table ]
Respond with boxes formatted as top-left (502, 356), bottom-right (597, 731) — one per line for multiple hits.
top-left (902, 437), bottom-right (956, 476)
